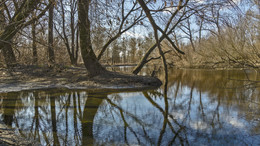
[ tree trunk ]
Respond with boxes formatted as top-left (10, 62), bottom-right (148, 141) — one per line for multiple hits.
top-left (48, 0), bottom-right (55, 65)
top-left (59, 0), bottom-right (78, 66)
top-left (70, 6), bottom-right (76, 65)
top-left (132, 42), bottom-right (158, 75)
top-left (137, 0), bottom-right (168, 95)
top-left (78, 0), bottom-right (106, 76)
top-left (1, 42), bottom-right (16, 67)
top-left (0, 0), bottom-right (42, 67)
top-left (132, 0), bottom-right (187, 75)
top-left (0, 21), bottom-right (17, 67)
top-left (32, 20), bottom-right (38, 64)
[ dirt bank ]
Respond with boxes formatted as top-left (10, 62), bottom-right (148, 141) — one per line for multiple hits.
top-left (0, 65), bottom-right (162, 93)
top-left (0, 122), bottom-right (41, 146)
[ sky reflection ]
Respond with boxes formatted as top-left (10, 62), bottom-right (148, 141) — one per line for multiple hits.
top-left (1, 69), bottom-right (260, 145)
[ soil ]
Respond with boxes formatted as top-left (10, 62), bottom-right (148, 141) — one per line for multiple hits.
top-left (0, 65), bottom-right (162, 93)
top-left (0, 122), bottom-right (40, 146)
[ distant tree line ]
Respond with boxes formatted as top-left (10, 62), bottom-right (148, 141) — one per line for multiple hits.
top-left (170, 0), bottom-right (260, 69)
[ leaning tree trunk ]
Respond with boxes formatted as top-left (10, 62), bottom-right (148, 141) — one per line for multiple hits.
top-left (78, 0), bottom-right (106, 76)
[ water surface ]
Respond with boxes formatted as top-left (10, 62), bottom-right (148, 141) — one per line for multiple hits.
top-left (1, 69), bottom-right (260, 145)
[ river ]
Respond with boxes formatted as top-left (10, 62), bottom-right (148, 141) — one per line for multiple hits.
top-left (0, 68), bottom-right (260, 145)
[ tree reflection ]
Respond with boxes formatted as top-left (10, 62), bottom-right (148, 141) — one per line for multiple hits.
top-left (143, 91), bottom-right (187, 145)
top-left (1, 92), bottom-right (18, 126)
top-left (0, 69), bottom-right (260, 145)
top-left (165, 69), bottom-right (260, 144)
top-left (50, 93), bottom-right (60, 146)
top-left (82, 93), bottom-right (107, 145)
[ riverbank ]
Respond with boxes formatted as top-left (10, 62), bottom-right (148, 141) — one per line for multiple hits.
top-left (0, 65), bottom-right (162, 93)
top-left (0, 65), bottom-right (162, 145)
top-left (0, 122), bottom-right (41, 146)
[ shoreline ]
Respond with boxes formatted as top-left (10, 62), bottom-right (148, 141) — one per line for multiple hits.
top-left (1, 64), bottom-right (258, 93)
top-left (0, 65), bottom-right (162, 93)
top-left (0, 65), bottom-right (162, 145)
top-left (0, 122), bottom-right (41, 146)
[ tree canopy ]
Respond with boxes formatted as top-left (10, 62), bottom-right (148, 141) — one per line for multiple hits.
top-left (0, 0), bottom-right (259, 75)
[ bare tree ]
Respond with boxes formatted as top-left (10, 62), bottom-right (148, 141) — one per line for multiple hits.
top-left (133, 0), bottom-right (188, 75)
top-left (78, 0), bottom-right (107, 76)
top-left (0, 0), bottom-right (52, 67)
top-left (55, 0), bottom-right (79, 65)
top-left (48, 0), bottom-right (55, 65)
top-left (96, 0), bottom-right (145, 61)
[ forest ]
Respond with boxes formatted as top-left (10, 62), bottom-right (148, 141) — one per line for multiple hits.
top-left (0, 0), bottom-right (258, 74)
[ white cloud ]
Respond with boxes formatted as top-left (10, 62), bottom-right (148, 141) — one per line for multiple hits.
top-left (190, 121), bottom-right (208, 130)
top-left (169, 112), bottom-right (184, 120)
top-left (229, 118), bottom-right (244, 128)
top-left (123, 31), bottom-right (144, 38)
